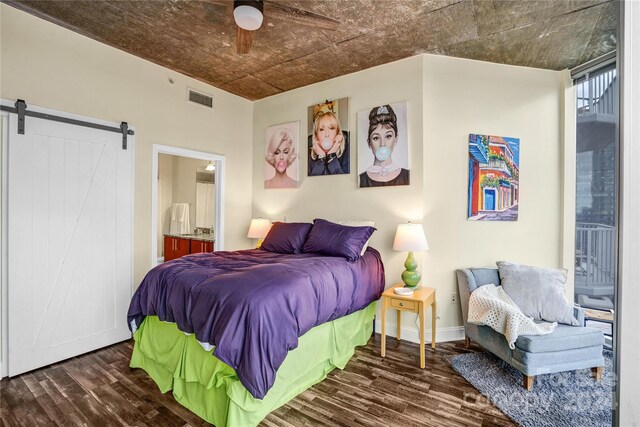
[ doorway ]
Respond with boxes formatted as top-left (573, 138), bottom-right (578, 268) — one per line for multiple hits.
top-left (151, 145), bottom-right (225, 267)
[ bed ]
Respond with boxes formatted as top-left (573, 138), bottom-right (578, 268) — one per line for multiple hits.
top-left (127, 241), bottom-right (385, 426)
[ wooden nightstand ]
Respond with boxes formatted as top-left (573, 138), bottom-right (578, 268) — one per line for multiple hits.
top-left (380, 284), bottom-right (436, 368)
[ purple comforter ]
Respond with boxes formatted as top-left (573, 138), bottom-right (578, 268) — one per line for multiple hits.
top-left (127, 248), bottom-right (385, 399)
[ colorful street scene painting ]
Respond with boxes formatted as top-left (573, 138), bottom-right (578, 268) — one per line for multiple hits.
top-left (468, 134), bottom-right (520, 221)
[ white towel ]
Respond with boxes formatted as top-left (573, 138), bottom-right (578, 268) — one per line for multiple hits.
top-left (170, 203), bottom-right (191, 234)
top-left (468, 284), bottom-right (557, 349)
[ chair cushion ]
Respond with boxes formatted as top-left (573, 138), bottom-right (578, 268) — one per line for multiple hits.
top-left (515, 324), bottom-right (604, 353)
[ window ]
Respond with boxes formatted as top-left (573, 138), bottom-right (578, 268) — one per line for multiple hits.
top-left (574, 64), bottom-right (617, 346)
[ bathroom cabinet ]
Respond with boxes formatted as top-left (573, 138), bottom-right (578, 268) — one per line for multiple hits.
top-left (190, 239), bottom-right (214, 254)
top-left (164, 236), bottom-right (191, 261)
top-left (164, 235), bottom-right (214, 261)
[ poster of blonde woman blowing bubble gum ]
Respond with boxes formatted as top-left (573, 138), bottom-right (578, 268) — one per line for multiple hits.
top-left (307, 98), bottom-right (350, 176)
top-left (357, 102), bottom-right (410, 188)
top-left (264, 121), bottom-right (299, 189)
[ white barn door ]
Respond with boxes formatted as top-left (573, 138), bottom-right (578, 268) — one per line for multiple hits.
top-left (7, 108), bottom-right (133, 376)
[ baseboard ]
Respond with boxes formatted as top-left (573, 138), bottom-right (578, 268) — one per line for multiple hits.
top-left (374, 320), bottom-right (465, 344)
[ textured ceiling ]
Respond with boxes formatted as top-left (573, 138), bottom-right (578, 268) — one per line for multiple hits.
top-left (5, 0), bottom-right (617, 100)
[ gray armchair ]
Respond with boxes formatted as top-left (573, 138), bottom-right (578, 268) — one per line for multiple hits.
top-left (456, 268), bottom-right (604, 390)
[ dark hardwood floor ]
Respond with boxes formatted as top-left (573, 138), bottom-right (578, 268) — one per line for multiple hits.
top-left (0, 336), bottom-right (515, 427)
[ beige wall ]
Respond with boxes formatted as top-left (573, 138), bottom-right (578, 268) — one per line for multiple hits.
top-left (0, 5), bottom-right (254, 287)
top-left (422, 55), bottom-right (568, 330)
top-left (253, 54), bottom-right (569, 339)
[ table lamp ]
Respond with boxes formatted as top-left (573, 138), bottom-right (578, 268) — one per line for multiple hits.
top-left (393, 222), bottom-right (429, 288)
top-left (247, 218), bottom-right (271, 248)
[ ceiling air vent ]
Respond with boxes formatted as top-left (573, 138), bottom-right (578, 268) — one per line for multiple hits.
top-left (187, 88), bottom-right (213, 109)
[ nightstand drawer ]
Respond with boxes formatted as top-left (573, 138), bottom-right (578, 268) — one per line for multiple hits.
top-left (390, 298), bottom-right (416, 311)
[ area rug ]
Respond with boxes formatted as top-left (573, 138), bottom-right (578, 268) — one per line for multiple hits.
top-left (450, 350), bottom-right (613, 427)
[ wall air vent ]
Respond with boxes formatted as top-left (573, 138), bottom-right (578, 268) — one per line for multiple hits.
top-left (187, 88), bottom-right (214, 109)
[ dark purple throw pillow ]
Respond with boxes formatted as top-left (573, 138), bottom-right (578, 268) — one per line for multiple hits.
top-left (260, 222), bottom-right (313, 254)
top-left (302, 218), bottom-right (376, 261)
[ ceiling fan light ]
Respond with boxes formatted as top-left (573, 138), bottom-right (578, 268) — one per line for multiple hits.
top-left (205, 161), bottom-right (216, 171)
top-left (233, 1), bottom-right (264, 31)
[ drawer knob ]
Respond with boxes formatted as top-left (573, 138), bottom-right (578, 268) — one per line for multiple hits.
top-left (399, 302), bottom-right (404, 307)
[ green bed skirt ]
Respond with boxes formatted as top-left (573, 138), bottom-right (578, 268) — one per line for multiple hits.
top-left (130, 302), bottom-right (376, 426)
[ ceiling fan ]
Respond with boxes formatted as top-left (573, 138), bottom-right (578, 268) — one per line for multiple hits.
top-left (212, 1), bottom-right (340, 54)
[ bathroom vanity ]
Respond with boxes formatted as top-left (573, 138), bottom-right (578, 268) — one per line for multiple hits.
top-left (164, 233), bottom-right (214, 261)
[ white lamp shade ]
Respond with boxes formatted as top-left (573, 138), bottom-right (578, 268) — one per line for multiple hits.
top-left (393, 223), bottom-right (429, 252)
top-left (247, 218), bottom-right (271, 239)
top-left (234, 4), bottom-right (264, 31)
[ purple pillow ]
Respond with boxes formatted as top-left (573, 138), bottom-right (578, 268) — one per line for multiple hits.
top-left (302, 219), bottom-right (376, 261)
top-left (261, 222), bottom-right (312, 254)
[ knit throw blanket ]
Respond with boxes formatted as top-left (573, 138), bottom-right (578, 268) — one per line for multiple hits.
top-left (468, 284), bottom-right (557, 349)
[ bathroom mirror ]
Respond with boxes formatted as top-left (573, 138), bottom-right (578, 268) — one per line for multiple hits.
top-left (157, 155), bottom-right (219, 260)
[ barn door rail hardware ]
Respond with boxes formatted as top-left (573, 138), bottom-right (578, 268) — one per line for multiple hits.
top-left (0, 99), bottom-right (134, 149)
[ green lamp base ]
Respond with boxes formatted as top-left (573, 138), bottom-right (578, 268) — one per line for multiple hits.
top-left (401, 251), bottom-right (421, 289)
